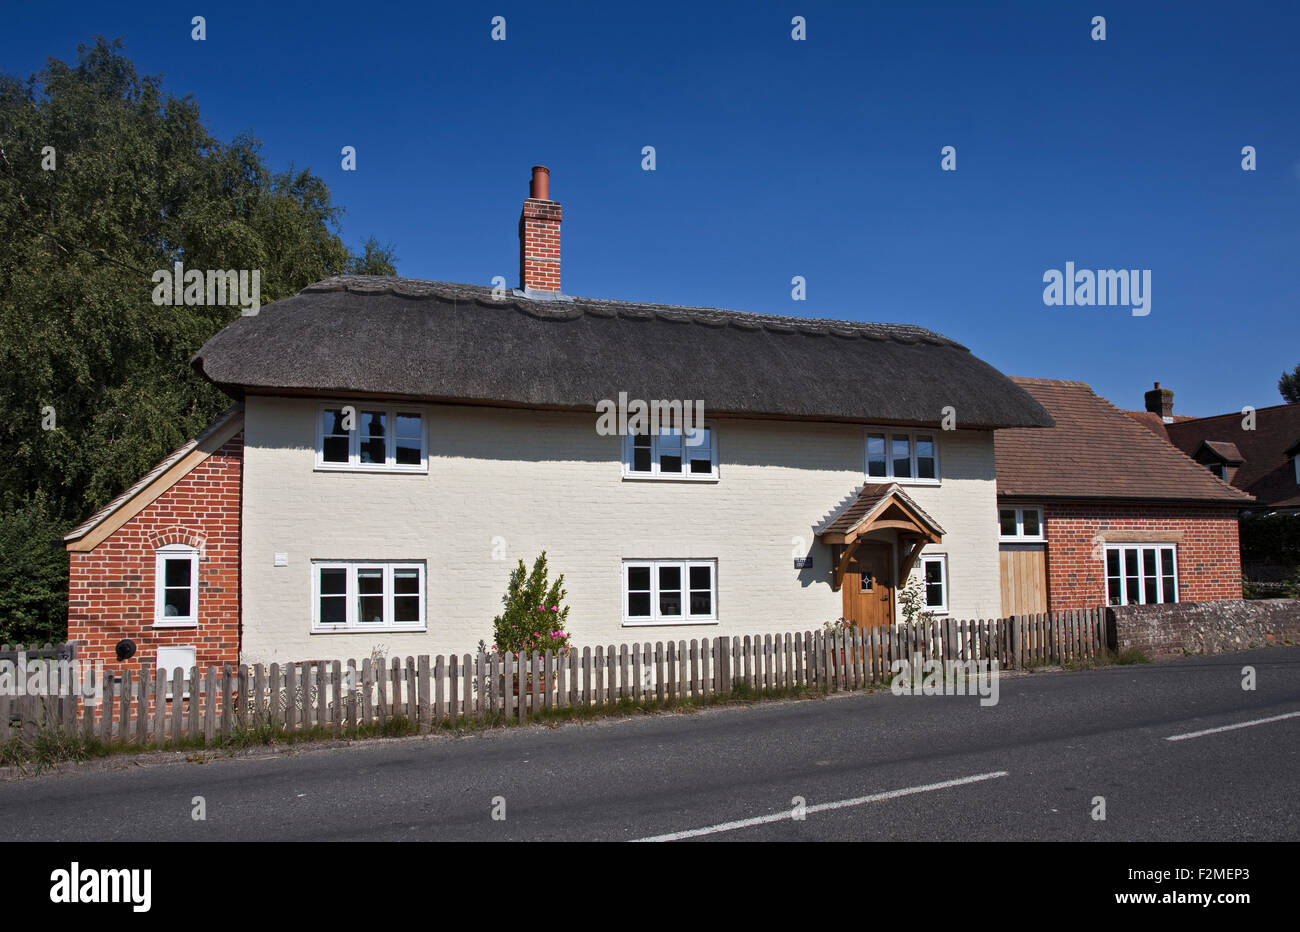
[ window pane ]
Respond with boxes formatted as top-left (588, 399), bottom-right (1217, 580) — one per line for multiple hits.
top-left (322, 409), bottom-right (350, 463)
top-left (360, 411), bottom-right (387, 464)
top-left (632, 434), bottom-right (652, 472)
top-left (628, 592), bottom-right (651, 617)
top-left (658, 430), bottom-right (683, 473)
top-left (395, 414), bottom-right (421, 439)
top-left (689, 565), bottom-right (711, 590)
top-left (395, 438), bottom-right (420, 465)
top-left (658, 565), bottom-right (682, 616)
top-left (916, 436), bottom-right (936, 479)
top-left (1108, 578), bottom-right (1121, 605)
top-left (394, 596), bottom-right (420, 623)
top-left (1106, 549), bottom-right (1119, 576)
top-left (1142, 549), bottom-right (1158, 604)
top-left (165, 558), bottom-right (192, 588)
top-left (686, 427), bottom-right (713, 474)
top-left (1000, 510), bottom-right (1018, 536)
top-left (1124, 549), bottom-right (1140, 605)
top-left (628, 566), bottom-right (650, 591)
top-left (357, 568), bottom-right (384, 623)
top-left (1160, 548), bottom-right (1176, 603)
top-left (394, 569), bottom-right (419, 594)
top-left (164, 587), bottom-right (191, 617)
top-left (323, 436), bottom-right (349, 462)
top-left (320, 595), bottom-right (346, 625)
top-left (892, 435), bottom-right (912, 478)
top-left (320, 568), bottom-right (346, 595)
top-left (1021, 509), bottom-right (1040, 537)
top-left (925, 560), bottom-right (944, 607)
top-left (867, 434), bottom-right (886, 477)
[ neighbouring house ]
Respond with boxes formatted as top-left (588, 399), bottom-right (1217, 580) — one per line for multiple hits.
top-left (993, 378), bottom-right (1254, 616)
top-left (65, 165), bottom-right (1056, 673)
top-left (1125, 382), bottom-right (1300, 588)
top-left (1126, 382), bottom-right (1300, 514)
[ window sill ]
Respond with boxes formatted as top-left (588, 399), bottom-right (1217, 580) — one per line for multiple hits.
top-left (868, 478), bottom-right (940, 487)
top-left (621, 618), bottom-right (719, 627)
top-left (999, 537), bottom-right (1045, 544)
top-left (311, 626), bottom-right (428, 635)
top-left (152, 621), bottom-right (198, 629)
top-left (621, 474), bottom-right (719, 483)
top-left (313, 464), bottom-right (428, 475)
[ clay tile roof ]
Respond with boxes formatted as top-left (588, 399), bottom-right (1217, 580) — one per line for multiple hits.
top-left (1163, 402), bottom-right (1300, 509)
top-left (995, 379), bottom-right (1253, 505)
top-left (192, 276), bottom-right (1055, 429)
top-left (816, 482), bottom-right (946, 538)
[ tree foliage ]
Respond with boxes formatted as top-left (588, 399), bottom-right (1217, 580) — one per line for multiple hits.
top-left (1279, 365), bottom-right (1300, 405)
top-left (0, 38), bottom-right (397, 642)
top-left (491, 552), bottom-right (573, 657)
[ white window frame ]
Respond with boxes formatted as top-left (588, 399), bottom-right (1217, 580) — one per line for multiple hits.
top-left (1294, 456), bottom-right (1299, 484)
top-left (315, 404), bottom-right (428, 473)
top-left (622, 559), bottom-right (718, 625)
top-left (864, 428), bottom-right (940, 485)
top-left (998, 505), bottom-right (1045, 542)
top-left (920, 553), bottom-right (949, 614)
top-left (622, 423), bottom-right (718, 481)
top-left (154, 544), bottom-right (199, 627)
top-left (156, 645), bottom-right (196, 699)
top-left (1104, 543), bottom-right (1178, 606)
top-left (311, 561), bottom-right (427, 632)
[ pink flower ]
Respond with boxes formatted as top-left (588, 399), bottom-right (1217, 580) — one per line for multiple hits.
top-left (550, 606), bottom-right (558, 612)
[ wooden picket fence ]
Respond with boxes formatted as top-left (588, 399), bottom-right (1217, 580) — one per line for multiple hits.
top-left (0, 609), bottom-right (1106, 747)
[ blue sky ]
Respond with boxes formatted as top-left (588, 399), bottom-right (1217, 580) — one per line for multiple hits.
top-left (5, 1), bottom-right (1299, 417)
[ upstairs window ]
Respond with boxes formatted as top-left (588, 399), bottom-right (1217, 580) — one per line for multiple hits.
top-left (1207, 462), bottom-right (1226, 480)
top-left (999, 506), bottom-right (1044, 542)
top-left (623, 425), bottom-right (717, 480)
top-left (865, 429), bottom-right (938, 483)
top-left (154, 545), bottom-right (199, 626)
top-left (317, 405), bottom-right (427, 472)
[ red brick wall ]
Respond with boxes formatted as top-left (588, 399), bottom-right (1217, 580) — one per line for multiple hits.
top-left (1042, 502), bottom-right (1242, 610)
top-left (66, 432), bottom-right (243, 678)
top-left (519, 197), bottom-right (562, 291)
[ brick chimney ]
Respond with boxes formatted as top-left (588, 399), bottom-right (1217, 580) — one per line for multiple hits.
top-left (519, 165), bottom-right (562, 293)
top-left (1144, 381), bottom-right (1174, 423)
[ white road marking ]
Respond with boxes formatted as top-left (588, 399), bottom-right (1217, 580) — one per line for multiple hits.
top-left (630, 770), bottom-right (1009, 842)
top-left (1165, 710), bottom-right (1300, 742)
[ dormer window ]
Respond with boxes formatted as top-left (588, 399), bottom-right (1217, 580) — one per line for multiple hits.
top-left (1207, 463), bottom-right (1226, 481)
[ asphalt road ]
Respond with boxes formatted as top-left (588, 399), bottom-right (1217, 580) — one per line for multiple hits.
top-left (2, 648), bottom-right (1297, 841)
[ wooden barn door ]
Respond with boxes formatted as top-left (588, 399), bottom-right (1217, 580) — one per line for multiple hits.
top-left (1000, 545), bottom-right (1047, 617)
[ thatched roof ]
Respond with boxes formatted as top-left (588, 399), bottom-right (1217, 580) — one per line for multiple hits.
top-left (193, 277), bottom-right (1054, 429)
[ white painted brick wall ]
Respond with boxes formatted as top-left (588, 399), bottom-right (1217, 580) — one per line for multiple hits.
top-left (240, 398), bottom-right (1002, 664)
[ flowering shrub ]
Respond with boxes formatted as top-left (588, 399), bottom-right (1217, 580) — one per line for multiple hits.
top-left (490, 551), bottom-right (573, 657)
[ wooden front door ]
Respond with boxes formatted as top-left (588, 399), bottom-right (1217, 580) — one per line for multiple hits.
top-left (842, 543), bottom-right (894, 631)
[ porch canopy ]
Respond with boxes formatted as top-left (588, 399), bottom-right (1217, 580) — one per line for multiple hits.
top-left (816, 483), bottom-right (945, 591)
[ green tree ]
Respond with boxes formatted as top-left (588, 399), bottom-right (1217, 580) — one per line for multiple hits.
top-left (491, 552), bottom-right (572, 657)
top-left (1279, 365), bottom-right (1300, 404)
top-left (0, 37), bottom-right (397, 643)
